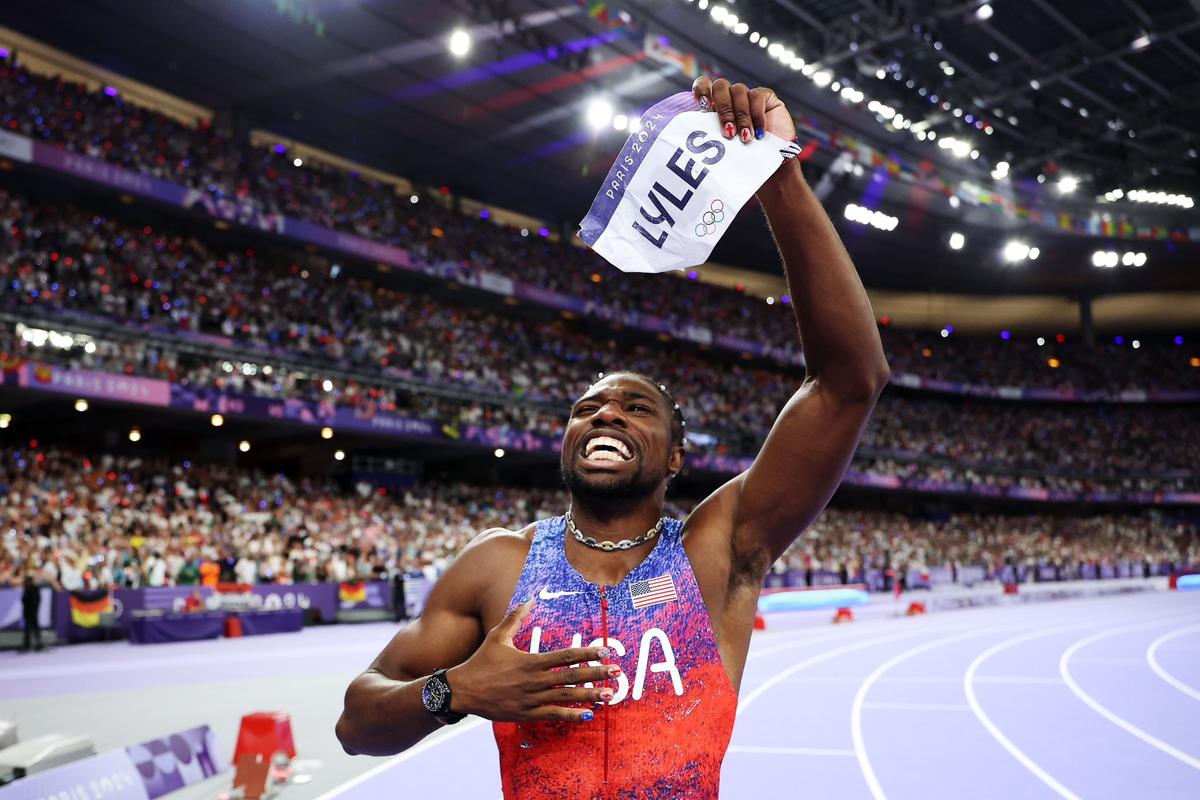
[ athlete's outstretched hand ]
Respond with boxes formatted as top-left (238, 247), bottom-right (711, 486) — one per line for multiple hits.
top-left (692, 75), bottom-right (795, 143)
top-left (447, 599), bottom-right (621, 722)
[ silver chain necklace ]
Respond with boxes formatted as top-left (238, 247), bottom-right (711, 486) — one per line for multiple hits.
top-left (565, 508), bottom-right (665, 552)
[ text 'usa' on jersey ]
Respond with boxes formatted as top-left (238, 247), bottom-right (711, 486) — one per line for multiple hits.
top-left (493, 515), bottom-right (738, 799)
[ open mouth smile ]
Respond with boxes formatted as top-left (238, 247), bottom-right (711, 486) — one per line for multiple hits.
top-left (580, 435), bottom-right (635, 464)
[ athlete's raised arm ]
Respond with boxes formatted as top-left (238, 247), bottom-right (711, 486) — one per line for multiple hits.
top-left (692, 76), bottom-right (890, 565)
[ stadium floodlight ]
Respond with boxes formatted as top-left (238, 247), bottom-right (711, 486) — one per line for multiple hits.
top-left (612, 114), bottom-right (629, 132)
top-left (587, 98), bottom-right (614, 130)
top-left (129, 428), bottom-right (141, 442)
top-left (710, 4), bottom-right (728, 22)
top-left (449, 29), bottom-right (471, 57)
top-left (976, 4), bottom-right (994, 21)
top-left (321, 426), bottom-right (334, 440)
top-left (239, 441), bottom-right (251, 453)
top-left (1057, 176), bottom-right (1079, 194)
top-left (293, 158), bottom-right (303, 167)
top-left (494, 448), bottom-right (506, 458)
top-left (334, 449), bottom-right (346, 461)
top-left (1133, 252), bottom-right (1147, 266)
top-left (1003, 240), bottom-right (1031, 262)
top-left (74, 399), bottom-right (88, 413)
top-left (211, 413), bottom-right (224, 427)
top-left (812, 70), bottom-right (833, 87)
top-left (948, 232), bottom-right (965, 250)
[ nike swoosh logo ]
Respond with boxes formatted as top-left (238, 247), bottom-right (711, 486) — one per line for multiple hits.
top-left (539, 588), bottom-right (583, 601)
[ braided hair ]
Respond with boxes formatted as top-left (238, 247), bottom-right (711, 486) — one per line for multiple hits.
top-left (592, 371), bottom-right (687, 450)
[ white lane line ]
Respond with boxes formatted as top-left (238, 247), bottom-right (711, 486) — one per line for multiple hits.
top-left (852, 627), bottom-right (1001, 800)
top-left (1061, 623), bottom-right (1200, 770)
top-left (973, 675), bottom-right (1065, 685)
top-left (311, 717), bottom-right (487, 800)
top-left (862, 701), bottom-right (970, 712)
top-left (0, 641), bottom-right (380, 681)
top-left (737, 624), bottom-right (966, 717)
top-left (746, 622), bottom-right (914, 663)
top-left (1146, 624), bottom-right (1200, 703)
top-left (729, 745), bottom-right (856, 757)
top-left (964, 624), bottom-right (1092, 800)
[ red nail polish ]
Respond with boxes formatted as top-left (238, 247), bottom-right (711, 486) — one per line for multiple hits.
top-left (724, 122), bottom-right (735, 139)
top-left (740, 127), bottom-right (752, 143)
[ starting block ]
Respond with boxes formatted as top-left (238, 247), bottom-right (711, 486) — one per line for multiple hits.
top-left (906, 601), bottom-right (926, 616)
top-left (234, 712), bottom-right (296, 764)
top-left (1003, 582), bottom-right (1019, 595)
top-left (753, 613), bottom-right (766, 631)
top-left (225, 616), bottom-right (244, 638)
top-left (1169, 573), bottom-right (1178, 589)
top-left (832, 607), bottom-right (854, 624)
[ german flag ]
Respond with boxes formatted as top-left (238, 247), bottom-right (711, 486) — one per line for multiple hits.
top-left (339, 581), bottom-right (366, 605)
top-left (70, 589), bottom-right (112, 628)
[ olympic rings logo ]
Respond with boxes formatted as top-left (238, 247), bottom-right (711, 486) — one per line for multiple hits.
top-left (694, 199), bottom-right (726, 237)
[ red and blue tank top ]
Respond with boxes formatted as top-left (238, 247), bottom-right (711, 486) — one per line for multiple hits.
top-left (493, 514), bottom-right (738, 799)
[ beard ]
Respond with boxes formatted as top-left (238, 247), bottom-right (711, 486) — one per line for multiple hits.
top-left (561, 457), bottom-right (665, 501)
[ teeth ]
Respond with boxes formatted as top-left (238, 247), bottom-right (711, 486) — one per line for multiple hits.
top-left (584, 436), bottom-right (632, 460)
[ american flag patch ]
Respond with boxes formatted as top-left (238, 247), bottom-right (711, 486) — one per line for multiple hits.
top-left (630, 574), bottom-right (677, 609)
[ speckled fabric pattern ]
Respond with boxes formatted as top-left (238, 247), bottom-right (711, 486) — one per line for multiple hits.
top-left (494, 515), bottom-right (737, 799)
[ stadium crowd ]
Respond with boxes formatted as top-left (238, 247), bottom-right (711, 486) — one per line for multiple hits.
top-left (1, 188), bottom-right (1197, 491)
top-left (1, 62), bottom-right (1197, 393)
top-left (1, 447), bottom-right (1195, 592)
top-left (4, 318), bottom-right (1197, 494)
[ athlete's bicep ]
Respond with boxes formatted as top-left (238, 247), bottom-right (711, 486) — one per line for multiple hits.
top-left (367, 529), bottom-right (523, 681)
top-left (727, 379), bottom-right (876, 563)
top-left (369, 578), bottom-right (486, 682)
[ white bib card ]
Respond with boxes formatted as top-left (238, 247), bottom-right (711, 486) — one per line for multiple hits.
top-left (579, 92), bottom-right (791, 274)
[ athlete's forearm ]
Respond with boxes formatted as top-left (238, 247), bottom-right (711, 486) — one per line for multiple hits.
top-left (335, 669), bottom-right (444, 756)
top-left (757, 159), bottom-right (890, 401)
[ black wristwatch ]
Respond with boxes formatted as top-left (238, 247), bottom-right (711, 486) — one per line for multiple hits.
top-left (421, 668), bottom-right (465, 725)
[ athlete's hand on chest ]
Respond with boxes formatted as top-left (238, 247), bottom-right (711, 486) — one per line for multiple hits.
top-left (446, 598), bottom-right (623, 722)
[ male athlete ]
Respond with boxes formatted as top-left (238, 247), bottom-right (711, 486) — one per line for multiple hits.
top-left (336, 77), bottom-right (890, 798)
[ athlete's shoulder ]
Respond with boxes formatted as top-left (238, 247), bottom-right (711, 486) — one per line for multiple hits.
top-left (457, 521), bottom-right (539, 562)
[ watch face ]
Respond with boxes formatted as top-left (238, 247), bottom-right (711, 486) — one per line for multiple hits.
top-left (423, 675), bottom-right (448, 713)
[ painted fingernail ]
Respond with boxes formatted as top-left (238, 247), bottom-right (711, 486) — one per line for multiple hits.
top-left (755, 127), bottom-right (765, 140)
top-left (740, 127), bottom-right (752, 143)
top-left (597, 646), bottom-right (613, 659)
top-left (699, 97), bottom-right (709, 110)
top-left (607, 665), bottom-right (622, 677)
top-left (581, 710), bottom-right (594, 721)
top-left (723, 122), bottom-right (735, 138)
top-left (599, 688), bottom-right (614, 701)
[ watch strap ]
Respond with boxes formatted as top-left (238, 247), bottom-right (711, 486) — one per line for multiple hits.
top-left (425, 668), bottom-right (466, 725)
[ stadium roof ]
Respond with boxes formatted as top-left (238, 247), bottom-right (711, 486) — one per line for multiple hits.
top-left (3, 0), bottom-right (1200, 297)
